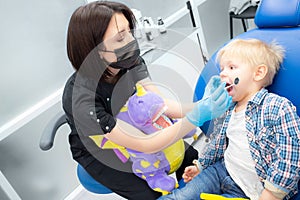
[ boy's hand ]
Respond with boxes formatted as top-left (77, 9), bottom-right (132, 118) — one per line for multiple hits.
top-left (182, 165), bottom-right (200, 183)
top-left (259, 189), bottom-right (281, 200)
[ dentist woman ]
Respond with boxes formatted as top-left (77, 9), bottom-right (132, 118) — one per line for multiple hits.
top-left (63, 1), bottom-right (232, 199)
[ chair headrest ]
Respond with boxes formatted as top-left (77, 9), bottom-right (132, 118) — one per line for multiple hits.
top-left (255, 0), bottom-right (300, 28)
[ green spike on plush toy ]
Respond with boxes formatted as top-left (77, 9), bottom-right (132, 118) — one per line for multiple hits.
top-left (136, 84), bottom-right (147, 97)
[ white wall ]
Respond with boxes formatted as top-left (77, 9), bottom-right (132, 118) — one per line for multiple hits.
top-left (0, 103), bottom-right (79, 200)
top-left (0, 0), bottom-right (84, 199)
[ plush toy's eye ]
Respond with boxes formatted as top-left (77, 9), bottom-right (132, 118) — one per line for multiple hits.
top-left (138, 100), bottom-right (143, 104)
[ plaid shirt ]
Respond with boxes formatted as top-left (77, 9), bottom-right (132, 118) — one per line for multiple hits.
top-left (199, 88), bottom-right (300, 199)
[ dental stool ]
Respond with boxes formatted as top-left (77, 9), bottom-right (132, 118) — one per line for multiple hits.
top-left (39, 111), bottom-right (113, 195)
top-left (194, 0), bottom-right (300, 199)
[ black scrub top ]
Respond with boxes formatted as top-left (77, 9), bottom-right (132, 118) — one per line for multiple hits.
top-left (62, 57), bottom-right (149, 169)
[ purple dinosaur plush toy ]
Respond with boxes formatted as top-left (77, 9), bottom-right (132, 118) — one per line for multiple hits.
top-left (116, 84), bottom-right (197, 194)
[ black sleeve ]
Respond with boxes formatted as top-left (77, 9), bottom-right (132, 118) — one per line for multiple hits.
top-left (63, 73), bottom-right (116, 137)
top-left (63, 73), bottom-right (118, 168)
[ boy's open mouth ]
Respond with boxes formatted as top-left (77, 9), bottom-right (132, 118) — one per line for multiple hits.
top-left (226, 82), bottom-right (234, 93)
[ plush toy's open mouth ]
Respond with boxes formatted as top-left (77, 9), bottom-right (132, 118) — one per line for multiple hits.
top-left (152, 106), bottom-right (172, 129)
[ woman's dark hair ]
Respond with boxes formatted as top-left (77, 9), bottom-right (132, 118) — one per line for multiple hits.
top-left (66, 1), bottom-right (136, 71)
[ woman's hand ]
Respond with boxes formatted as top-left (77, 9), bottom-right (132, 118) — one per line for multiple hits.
top-left (202, 75), bottom-right (223, 99)
top-left (186, 76), bottom-right (232, 126)
top-left (182, 165), bottom-right (200, 183)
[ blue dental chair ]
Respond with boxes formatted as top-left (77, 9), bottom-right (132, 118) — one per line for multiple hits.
top-left (194, 0), bottom-right (300, 199)
top-left (195, 0), bottom-right (300, 134)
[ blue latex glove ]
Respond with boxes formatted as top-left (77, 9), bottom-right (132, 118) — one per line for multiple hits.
top-left (186, 77), bottom-right (232, 127)
top-left (202, 75), bottom-right (223, 99)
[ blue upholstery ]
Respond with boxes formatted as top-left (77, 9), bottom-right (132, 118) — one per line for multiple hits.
top-left (77, 164), bottom-right (113, 194)
top-left (254, 0), bottom-right (300, 28)
top-left (194, 0), bottom-right (300, 136)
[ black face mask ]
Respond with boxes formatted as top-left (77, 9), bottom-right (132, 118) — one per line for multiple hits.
top-left (104, 39), bottom-right (141, 69)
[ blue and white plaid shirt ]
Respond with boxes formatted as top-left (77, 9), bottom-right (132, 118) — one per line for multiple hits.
top-left (199, 88), bottom-right (300, 199)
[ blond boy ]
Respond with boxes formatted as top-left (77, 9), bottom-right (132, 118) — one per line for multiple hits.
top-left (159, 39), bottom-right (300, 200)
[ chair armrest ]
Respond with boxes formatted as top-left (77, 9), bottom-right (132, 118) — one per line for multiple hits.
top-left (39, 110), bottom-right (68, 151)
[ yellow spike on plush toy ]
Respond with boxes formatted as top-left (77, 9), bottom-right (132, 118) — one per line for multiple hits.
top-left (120, 105), bottom-right (128, 113)
top-left (89, 135), bottom-right (130, 160)
top-left (136, 83), bottom-right (147, 97)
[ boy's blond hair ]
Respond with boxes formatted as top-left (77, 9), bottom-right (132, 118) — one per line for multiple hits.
top-left (216, 38), bottom-right (285, 87)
